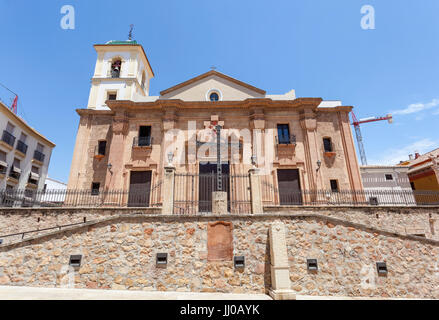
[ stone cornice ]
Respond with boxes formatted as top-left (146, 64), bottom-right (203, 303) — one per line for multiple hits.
top-left (105, 97), bottom-right (324, 112)
top-left (76, 109), bottom-right (115, 116)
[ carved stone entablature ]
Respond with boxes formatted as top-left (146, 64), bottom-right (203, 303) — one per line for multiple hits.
top-left (276, 144), bottom-right (296, 161)
top-left (112, 112), bottom-right (129, 134)
top-left (131, 144), bottom-right (152, 161)
top-left (300, 118), bottom-right (317, 131)
top-left (250, 107), bottom-right (265, 129)
top-left (125, 159), bottom-right (158, 170)
top-left (162, 107), bottom-right (177, 131)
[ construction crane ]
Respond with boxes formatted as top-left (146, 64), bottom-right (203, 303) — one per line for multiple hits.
top-left (351, 112), bottom-right (393, 165)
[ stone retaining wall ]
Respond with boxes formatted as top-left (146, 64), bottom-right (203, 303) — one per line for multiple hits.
top-left (0, 208), bottom-right (438, 298)
top-left (0, 208), bottom-right (160, 245)
top-left (265, 206), bottom-right (439, 240)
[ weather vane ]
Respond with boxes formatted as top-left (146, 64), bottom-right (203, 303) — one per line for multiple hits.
top-left (128, 24), bottom-right (134, 40)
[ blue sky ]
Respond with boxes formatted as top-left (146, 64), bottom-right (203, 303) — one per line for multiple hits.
top-left (0, 0), bottom-right (438, 182)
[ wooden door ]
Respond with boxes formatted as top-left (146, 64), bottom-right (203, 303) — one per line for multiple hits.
top-left (277, 169), bottom-right (302, 205)
top-left (128, 171), bottom-right (152, 207)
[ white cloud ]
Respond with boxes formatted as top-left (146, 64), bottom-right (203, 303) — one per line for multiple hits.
top-left (392, 98), bottom-right (439, 115)
top-left (367, 138), bottom-right (438, 165)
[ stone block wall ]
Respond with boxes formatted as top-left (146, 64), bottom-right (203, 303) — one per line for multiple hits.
top-left (285, 218), bottom-right (439, 298)
top-left (0, 216), bottom-right (271, 294)
top-left (0, 208), bottom-right (160, 245)
top-left (265, 206), bottom-right (439, 241)
top-left (0, 208), bottom-right (438, 298)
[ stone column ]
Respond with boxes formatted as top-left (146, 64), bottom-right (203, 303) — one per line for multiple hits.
top-left (300, 111), bottom-right (319, 191)
top-left (249, 168), bottom-right (263, 214)
top-left (162, 166), bottom-right (175, 215)
top-left (269, 222), bottom-right (295, 300)
top-left (212, 192), bottom-right (228, 214)
top-left (67, 113), bottom-right (91, 190)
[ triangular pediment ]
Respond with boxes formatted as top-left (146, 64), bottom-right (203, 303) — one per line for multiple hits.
top-left (159, 70), bottom-right (266, 101)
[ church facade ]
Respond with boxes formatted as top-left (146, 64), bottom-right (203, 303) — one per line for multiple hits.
top-left (67, 40), bottom-right (363, 210)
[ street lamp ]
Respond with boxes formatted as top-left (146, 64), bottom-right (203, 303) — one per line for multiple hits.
top-left (251, 155), bottom-right (257, 166)
top-left (316, 160), bottom-right (322, 171)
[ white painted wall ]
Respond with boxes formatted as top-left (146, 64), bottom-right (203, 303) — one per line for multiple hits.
top-left (0, 106), bottom-right (54, 191)
top-left (44, 177), bottom-right (67, 190)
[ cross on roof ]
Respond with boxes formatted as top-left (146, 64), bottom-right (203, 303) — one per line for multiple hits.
top-left (128, 24), bottom-right (134, 40)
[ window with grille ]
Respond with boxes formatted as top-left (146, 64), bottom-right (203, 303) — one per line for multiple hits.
top-left (323, 138), bottom-right (333, 152)
top-left (91, 182), bottom-right (100, 195)
top-left (277, 124), bottom-right (290, 144)
top-left (98, 141), bottom-right (107, 155)
top-left (138, 126), bottom-right (152, 146)
top-left (330, 179), bottom-right (339, 192)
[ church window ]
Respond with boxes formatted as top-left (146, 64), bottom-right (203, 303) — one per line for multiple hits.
top-left (330, 179), bottom-right (339, 192)
top-left (91, 182), bottom-right (100, 195)
top-left (108, 92), bottom-right (117, 101)
top-left (209, 92), bottom-right (219, 102)
top-left (98, 141), bottom-right (106, 155)
top-left (323, 137), bottom-right (333, 152)
top-left (277, 124), bottom-right (290, 144)
top-left (138, 126), bottom-right (152, 146)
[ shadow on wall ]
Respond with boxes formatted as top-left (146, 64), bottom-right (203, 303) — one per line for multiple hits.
top-left (264, 229), bottom-right (271, 294)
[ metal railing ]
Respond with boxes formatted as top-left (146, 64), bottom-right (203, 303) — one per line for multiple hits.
top-left (174, 172), bottom-right (251, 214)
top-left (0, 219), bottom-right (91, 243)
top-left (0, 184), bottom-right (437, 210)
top-left (260, 177), bottom-right (437, 206)
top-left (133, 136), bottom-right (153, 147)
top-left (8, 166), bottom-right (20, 180)
top-left (33, 150), bottom-right (45, 163)
top-left (276, 134), bottom-right (296, 145)
top-left (16, 140), bottom-right (28, 154)
top-left (0, 186), bottom-right (163, 208)
top-left (1, 130), bottom-right (15, 147)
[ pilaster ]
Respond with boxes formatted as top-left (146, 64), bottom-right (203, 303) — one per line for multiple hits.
top-left (269, 222), bottom-right (295, 300)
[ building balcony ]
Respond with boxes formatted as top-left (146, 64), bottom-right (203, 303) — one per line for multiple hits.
top-left (33, 150), bottom-right (45, 164)
top-left (93, 145), bottom-right (106, 160)
top-left (323, 142), bottom-right (336, 158)
top-left (8, 166), bottom-right (21, 182)
top-left (0, 130), bottom-right (16, 151)
top-left (27, 172), bottom-right (40, 186)
top-left (0, 161), bottom-right (7, 180)
top-left (276, 134), bottom-right (296, 146)
top-left (275, 135), bottom-right (296, 160)
top-left (15, 140), bottom-right (28, 157)
top-left (133, 136), bottom-right (153, 148)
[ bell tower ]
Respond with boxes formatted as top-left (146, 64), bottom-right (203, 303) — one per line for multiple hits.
top-left (87, 40), bottom-right (154, 110)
